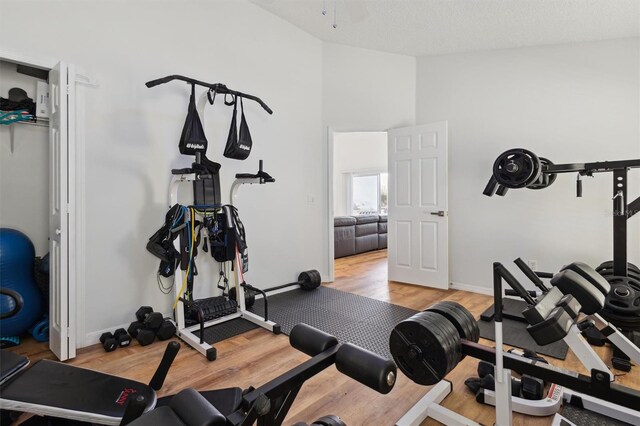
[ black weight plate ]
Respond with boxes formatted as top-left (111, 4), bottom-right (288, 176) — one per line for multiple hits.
top-left (603, 276), bottom-right (640, 316)
top-left (492, 148), bottom-right (542, 189)
top-left (423, 310), bottom-right (461, 374)
top-left (527, 157), bottom-right (557, 190)
top-left (313, 415), bottom-right (347, 426)
top-left (596, 261), bottom-right (640, 274)
top-left (418, 311), bottom-right (461, 380)
top-left (389, 311), bottom-right (460, 385)
top-left (426, 301), bottom-right (480, 343)
top-left (299, 270), bottom-right (321, 291)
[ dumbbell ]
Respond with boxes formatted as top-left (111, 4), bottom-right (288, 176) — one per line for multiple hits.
top-left (156, 319), bottom-right (176, 341)
top-left (114, 328), bottom-right (131, 347)
top-left (99, 332), bottom-right (118, 352)
top-left (127, 321), bottom-right (156, 346)
top-left (136, 306), bottom-right (164, 330)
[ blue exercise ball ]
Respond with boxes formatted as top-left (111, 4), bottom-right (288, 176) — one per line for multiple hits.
top-left (0, 228), bottom-right (44, 337)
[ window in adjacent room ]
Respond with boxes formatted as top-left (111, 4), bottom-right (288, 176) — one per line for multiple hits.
top-left (350, 172), bottom-right (388, 215)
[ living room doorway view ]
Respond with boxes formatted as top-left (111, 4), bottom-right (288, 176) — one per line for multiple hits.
top-left (330, 131), bottom-right (389, 286)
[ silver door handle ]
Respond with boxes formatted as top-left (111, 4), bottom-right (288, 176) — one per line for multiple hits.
top-left (430, 211), bottom-right (445, 217)
top-left (55, 229), bottom-right (62, 235)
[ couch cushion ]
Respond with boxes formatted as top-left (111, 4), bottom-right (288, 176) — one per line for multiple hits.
top-left (335, 225), bottom-right (356, 258)
top-left (334, 216), bottom-right (356, 227)
top-left (378, 233), bottom-right (387, 249)
top-left (378, 221), bottom-right (387, 234)
top-left (355, 215), bottom-right (379, 224)
top-left (355, 235), bottom-right (379, 253)
top-left (378, 215), bottom-right (388, 223)
top-left (355, 222), bottom-right (378, 237)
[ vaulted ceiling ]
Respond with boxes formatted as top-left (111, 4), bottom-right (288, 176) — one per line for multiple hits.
top-left (250, 0), bottom-right (640, 56)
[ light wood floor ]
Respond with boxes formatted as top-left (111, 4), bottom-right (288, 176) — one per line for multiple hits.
top-left (9, 250), bottom-right (639, 425)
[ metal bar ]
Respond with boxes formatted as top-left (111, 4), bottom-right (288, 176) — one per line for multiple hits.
top-left (613, 169), bottom-right (628, 276)
top-left (461, 341), bottom-right (640, 411)
top-left (545, 159), bottom-right (640, 174)
top-left (629, 196), bottom-right (640, 219)
top-left (145, 75), bottom-right (273, 114)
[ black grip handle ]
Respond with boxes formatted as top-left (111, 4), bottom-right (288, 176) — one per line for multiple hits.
top-left (499, 265), bottom-right (536, 305)
top-left (119, 395), bottom-right (147, 426)
top-left (149, 341), bottom-right (180, 390)
top-left (290, 323), bottom-right (338, 357)
top-left (483, 176), bottom-right (499, 197)
top-left (496, 185), bottom-right (509, 196)
top-left (514, 258), bottom-right (549, 292)
top-left (505, 289), bottom-right (538, 297)
top-left (145, 75), bottom-right (179, 88)
top-left (335, 343), bottom-right (397, 394)
top-left (576, 176), bottom-right (582, 197)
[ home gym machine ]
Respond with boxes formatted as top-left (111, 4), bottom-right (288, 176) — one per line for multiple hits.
top-left (145, 75), bottom-right (286, 361)
top-left (389, 263), bottom-right (640, 426)
top-left (483, 149), bottom-right (639, 277)
top-left (483, 149), bottom-right (640, 330)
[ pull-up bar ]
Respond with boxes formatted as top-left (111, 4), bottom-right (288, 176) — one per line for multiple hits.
top-left (145, 75), bottom-right (273, 115)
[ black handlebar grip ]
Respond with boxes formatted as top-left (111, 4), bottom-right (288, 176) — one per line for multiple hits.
top-left (483, 176), bottom-right (499, 196)
top-left (290, 323), bottom-right (338, 357)
top-left (119, 395), bottom-right (147, 426)
top-left (149, 341), bottom-right (180, 390)
top-left (500, 265), bottom-right (537, 306)
top-left (145, 75), bottom-right (178, 88)
top-left (335, 343), bottom-right (397, 394)
top-left (514, 258), bottom-right (548, 292)
top-left (496, 185), bottom-right (509, 196)
top-left (576, 177), bottom-right (583, 198)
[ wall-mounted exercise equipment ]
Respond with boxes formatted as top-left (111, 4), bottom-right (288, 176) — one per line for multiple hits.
top-left (483, 150), bottom-right (640, 330)
top-left (146, 76), bottom-right (322, 361)
top-left (0, 228), bottom-right (44, 346)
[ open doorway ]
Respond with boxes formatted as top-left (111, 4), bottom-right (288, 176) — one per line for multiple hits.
top-left (328, 131), bottom-right (389, 284)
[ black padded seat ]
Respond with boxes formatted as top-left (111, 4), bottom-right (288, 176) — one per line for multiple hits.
top-left (130, 389), bottom-right (226, 426)
top-left (157, 387), bottom-right (243, 417)
top-left (0, 350), bottom-right (29, 385)
top-left (0, 360), bottom-right (156, 424)
top-left (562, 262), bottom-right (611, 296)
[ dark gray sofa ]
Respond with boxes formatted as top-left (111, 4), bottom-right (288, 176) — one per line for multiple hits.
top-left (334, 215), bottom-right (387, 258)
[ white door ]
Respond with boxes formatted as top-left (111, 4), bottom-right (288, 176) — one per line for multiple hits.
top-left (49, 61), bottom-right (76, 360)
top-left (387, 122), bottom-right (448, 288)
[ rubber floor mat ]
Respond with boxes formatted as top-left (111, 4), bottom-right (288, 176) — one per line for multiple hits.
top-left (250, 286), bottom-right (418, 358)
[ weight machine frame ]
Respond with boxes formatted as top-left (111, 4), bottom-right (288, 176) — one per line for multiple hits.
top-left (396, 262), bottom-right (640, 426)
top-left (485, 157), bottom-right (640, 277)
top-left (169, 163), bottom-right (280, 360)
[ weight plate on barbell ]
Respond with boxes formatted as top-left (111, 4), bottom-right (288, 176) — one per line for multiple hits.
top-left (425, 301), bottom-right (480, 343)
top-left (492, 148), bottom-right (542, 189)
top-left (603, 276), bottom-right (640, 316)
top-left (527, 157), bottom-right (557, 190)
top-left (389, 311), bottom-right (461, 385)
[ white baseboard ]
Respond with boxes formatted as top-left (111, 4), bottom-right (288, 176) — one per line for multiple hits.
top-left (450, 282), bottom-right (493, 296)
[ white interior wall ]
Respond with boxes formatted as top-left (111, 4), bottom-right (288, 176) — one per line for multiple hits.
top-left (322, 42), bottom-right (416, 276)
top-left (0, 61), bottom-right (49, 256)
top-left (416, 38), bottom-right (640, 292)
top-left (333, 132), bottom-right (387, 217)
top-left (0, 0), bottom-right (323, 345)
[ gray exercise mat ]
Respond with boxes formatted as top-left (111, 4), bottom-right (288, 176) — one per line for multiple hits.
top-left (193, 318), bottom-right (259, 344)
top-left (561, 404), bottom-right (630, 426)
top-left (250, 286), bottom-right (418, 358)
top-left (478, 318), bottom-right (568, 360)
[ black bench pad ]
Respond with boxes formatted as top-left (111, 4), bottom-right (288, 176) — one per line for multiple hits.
top-left (0, 360), bottom-right (155, 423)
top-left (0, 350), bottom-right (29, 385)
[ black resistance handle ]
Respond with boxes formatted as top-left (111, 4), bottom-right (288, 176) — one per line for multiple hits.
top-left (335, 343), bottom-right (397, 394)
top-left (149, 341), bottom-right (180, 390)
top-left (514, 258), bottom-right (549, 292)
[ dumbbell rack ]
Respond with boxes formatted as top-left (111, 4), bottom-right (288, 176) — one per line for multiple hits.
top-left (169, 164), bottom-right (280, 361)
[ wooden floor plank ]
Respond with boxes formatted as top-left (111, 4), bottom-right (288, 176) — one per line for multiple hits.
top-left (8, 249), bottom-right (639, 425)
